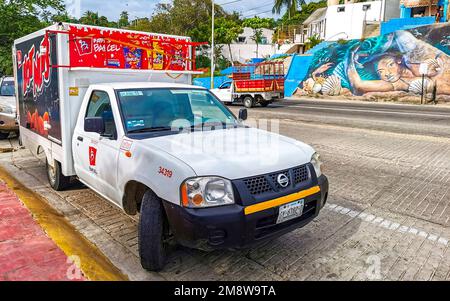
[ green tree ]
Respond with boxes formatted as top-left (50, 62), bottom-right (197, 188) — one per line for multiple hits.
top-left (278, 0), bottom-right (327, 25)
top-left (118, 11), bottom-right (129, 28)
top-left (305, 34), bottom-right (323, 51)
top-left (214, 17), bottom-right (243, 64)
top-left (131, 0), bottom-right (227, 39)
top-left (0, 0), bottom-right (64, 75)
top-left (273, 0), bottom-right (306, 18)
top-left (242, 17), bottom-right (274, 58)
top-left (79, 11), bottom-right (116, 28)
top-left (79, 11), bottom-right (99, 25)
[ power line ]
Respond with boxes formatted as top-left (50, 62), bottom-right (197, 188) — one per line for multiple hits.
top-left (246, 1), bottom-right (274, 11)
top-left (243, 9), bottom-right (273, 18)
top-left (219, 0), bottom-right (244, 5)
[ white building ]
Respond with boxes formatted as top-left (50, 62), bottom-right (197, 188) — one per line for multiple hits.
top-left (325, 0), bottom-right (400, 41)
top-left (303, 7), bottom-right (327, 41)
top-left (220, 27), bottom-right (276, 63)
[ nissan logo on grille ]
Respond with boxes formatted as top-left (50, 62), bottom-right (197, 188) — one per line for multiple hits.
top-left (277, 174), bottom-right (289, 187)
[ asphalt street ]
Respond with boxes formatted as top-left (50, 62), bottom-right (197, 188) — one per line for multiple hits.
top-left (254, 98), bottom-right (450, 138)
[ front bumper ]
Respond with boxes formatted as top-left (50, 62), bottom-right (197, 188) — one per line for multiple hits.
top-left (0, 113), bottom-right (18, 132)
top-left (163, 175), bottom-right (329, 250)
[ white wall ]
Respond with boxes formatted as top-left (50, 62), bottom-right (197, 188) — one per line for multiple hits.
top-left (237, 27), bottom-right (274, 45)
top-left (325, 0), bottom-right (385, 41)
top-left (219, 44), bottom-right (276, 63)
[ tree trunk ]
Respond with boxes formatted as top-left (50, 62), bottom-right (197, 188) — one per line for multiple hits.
top-left (256, 42), bottom-right (259, 58)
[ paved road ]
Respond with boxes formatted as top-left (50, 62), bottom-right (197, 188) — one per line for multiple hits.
top-left (1, 99), bottom-right (449, 281)
top-left (253, 99), bottom-right (450, 138)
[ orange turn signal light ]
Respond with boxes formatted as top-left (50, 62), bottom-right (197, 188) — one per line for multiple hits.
top-left (125, 151), bottom-right (132, 158)
top-left (192, 194), bottom-right (204, 206)
top-left (181, 184), bottom-right (189, 207)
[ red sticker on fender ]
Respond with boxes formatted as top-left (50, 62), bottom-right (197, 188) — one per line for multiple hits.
top-left (89, 146), bottom-right (97, 166)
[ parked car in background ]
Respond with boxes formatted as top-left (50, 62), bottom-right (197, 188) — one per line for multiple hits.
top-left (0, 76), bottom-right (18, 139)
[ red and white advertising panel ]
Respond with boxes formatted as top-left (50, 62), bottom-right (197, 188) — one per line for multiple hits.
top-left (67, 25), bottom-right (193, 71)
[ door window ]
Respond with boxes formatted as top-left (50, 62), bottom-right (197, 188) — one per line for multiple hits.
top-left (85, 90), bottom-right (117, 138)
top-left (219, 82), bottom-right (231, 89)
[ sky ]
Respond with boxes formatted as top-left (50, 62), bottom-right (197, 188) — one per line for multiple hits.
top-left (64, 0), bottom-right (316, 21)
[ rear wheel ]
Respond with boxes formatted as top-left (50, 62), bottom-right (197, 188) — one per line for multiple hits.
top-left (260, 101), bottom-right (270, 107)
top-left (46, 159), bottom-right (71, 191)
top-left (243, 96), bottom-right (254, 108)
top-left (138, 190), bottom-right (169, 271)
top-left (0, 132), bottom-right (10, 140)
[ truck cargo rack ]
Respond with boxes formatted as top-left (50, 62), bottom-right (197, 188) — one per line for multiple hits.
top-left (231, 61), bottom-right (285, 93)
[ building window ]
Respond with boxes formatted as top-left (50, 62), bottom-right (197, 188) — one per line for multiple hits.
top-left (337, 6), bottom-right (345, 12)
top-left (237, 36), bottom-right (246, 43)
top-left (362, 4), bottom-right (371, 11)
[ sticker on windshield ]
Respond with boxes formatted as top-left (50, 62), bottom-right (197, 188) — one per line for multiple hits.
top-left (119, 91), bottom-right (143, 97)
top-left (127, 119), bottom-right (145, 128)
top-left (171, 89), bottom-right (207, 95)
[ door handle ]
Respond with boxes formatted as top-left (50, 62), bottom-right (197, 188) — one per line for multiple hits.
top-left (77, 136), bottom-right (83, 142)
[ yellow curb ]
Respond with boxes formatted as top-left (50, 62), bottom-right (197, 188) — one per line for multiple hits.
top-left (0, 165), bottom-right (129, 281)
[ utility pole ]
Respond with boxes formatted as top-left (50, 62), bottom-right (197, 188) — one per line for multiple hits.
top-left (211, 0), bottom-right (215, 89)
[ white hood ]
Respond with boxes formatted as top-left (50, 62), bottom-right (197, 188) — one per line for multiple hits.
top-left (138, 127), bottom-right (315, 179)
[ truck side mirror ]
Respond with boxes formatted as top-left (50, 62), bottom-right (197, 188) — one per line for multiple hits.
top-left (238, 108), bottom-right (247, 121)
top-left (84, 117), bottom-right (105, 134)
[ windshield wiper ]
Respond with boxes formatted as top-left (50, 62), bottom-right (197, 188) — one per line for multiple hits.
top-left (128, 126), bottom-right (173, 133)
top-left (191, 122), bottom-right (241, 130)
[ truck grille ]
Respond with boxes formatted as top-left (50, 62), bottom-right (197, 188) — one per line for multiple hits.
top-left (293, 165), bottom-right (309, 184)
top-left (243, 176), bottom-right (272, 195)
top-left (242, 164), bottom-right (310, 195)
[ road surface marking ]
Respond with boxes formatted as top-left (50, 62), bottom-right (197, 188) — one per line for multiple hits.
top-left (280, 105), bottom-right (450, 119)
top-left (324, 203), bottom-right (448, 246)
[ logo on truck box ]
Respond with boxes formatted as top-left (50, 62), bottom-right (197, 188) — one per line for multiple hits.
top-left (19, 35), bottom-right (51, 99)
top-left (16, 34), bottom-right (61, 142)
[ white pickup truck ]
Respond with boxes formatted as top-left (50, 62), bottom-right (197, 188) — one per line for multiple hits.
top-left (14, 23), bottom-right (328, 271)
top-left (211, 62), bottom-right (285, 108)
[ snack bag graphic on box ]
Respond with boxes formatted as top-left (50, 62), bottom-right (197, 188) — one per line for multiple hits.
top-left (151, 42), bottom-right (164, 70)
top-left (123, 47), bottom-right (142, 69)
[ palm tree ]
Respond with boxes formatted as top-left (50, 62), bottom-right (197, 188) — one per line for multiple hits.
top-left (80, 11), bottom-right (100, 26)
top-left (272, 0), bottom-right (306, 18)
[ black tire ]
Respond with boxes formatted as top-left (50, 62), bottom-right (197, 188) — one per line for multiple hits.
top-left (138, 190), bottom-right (169, 271)
top-left (46, 159), bottom-right (71, 191)
top-left (0, 132), bottom-right (10, 140)
top-left (243, 96), bottom-right (254, 108)
top-left (260, 101), bottom-right (270, 107)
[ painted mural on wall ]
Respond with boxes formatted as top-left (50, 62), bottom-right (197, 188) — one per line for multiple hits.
top-left (294, 23), bottom-right (450, 98)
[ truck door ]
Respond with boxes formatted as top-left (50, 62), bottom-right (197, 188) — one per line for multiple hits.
top-left (212, 81), bottom-right (232, 103)
top-left (73, 90), bottom-right (121, 204)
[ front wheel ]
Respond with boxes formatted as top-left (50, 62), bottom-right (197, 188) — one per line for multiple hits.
top-left (138, 190), bottom-right (169, 271)
top-left (243, 96), bottom-right (254, 108)
top-left (46, 159), bottom-right (71, 191)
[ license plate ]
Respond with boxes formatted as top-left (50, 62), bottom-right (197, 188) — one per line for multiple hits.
top-left (276, 200), bottom-right (304, 224)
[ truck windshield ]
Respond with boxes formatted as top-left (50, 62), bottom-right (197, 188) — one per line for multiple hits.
top-left (0, 80), bottom-right (15, 96)
top-left (116, 88), bottom-right (239, 133)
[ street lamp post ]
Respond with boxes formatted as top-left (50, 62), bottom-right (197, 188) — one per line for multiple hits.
top-left (211, 0), bottom-right (215, 89)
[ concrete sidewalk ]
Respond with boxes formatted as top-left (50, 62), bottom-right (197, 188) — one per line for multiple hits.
top-left (0, 180), bottom-right (85, 281)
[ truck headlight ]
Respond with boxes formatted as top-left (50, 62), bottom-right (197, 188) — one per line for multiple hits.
top-left (310, 152), bottom-right (323, 178)
top-left (181, 177), bottom-right (235, 208)
top-left (0, 105), bottom-right (13, 114)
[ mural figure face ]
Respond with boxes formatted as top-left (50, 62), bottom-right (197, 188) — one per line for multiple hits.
top-left (377, 56), bottom-right (403, 83)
